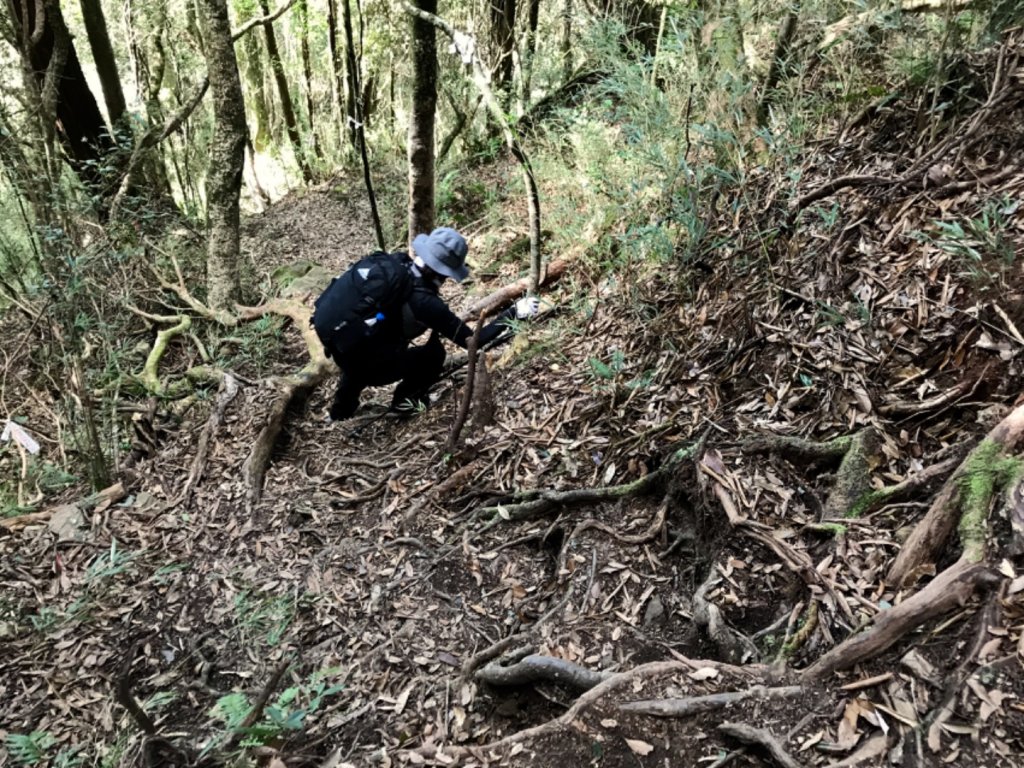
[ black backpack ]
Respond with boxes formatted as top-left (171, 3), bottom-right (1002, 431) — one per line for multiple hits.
top-left (311, 251), bottom-right (414, 358)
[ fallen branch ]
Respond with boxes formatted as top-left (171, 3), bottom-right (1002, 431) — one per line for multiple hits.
top-left (1, 482), bottom-right (126, 532)
top-left (619, 685), bottom-right (802, 717)
top-left (461, 257), bottom-right (569, 320)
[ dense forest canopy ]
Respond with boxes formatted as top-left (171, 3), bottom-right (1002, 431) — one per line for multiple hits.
top-left (2, 0), bottom-right (1024, 766)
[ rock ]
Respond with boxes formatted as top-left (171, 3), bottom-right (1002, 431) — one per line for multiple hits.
top-left (48, 504), bottom-right (87, 543)
top-left (643, 595), bottom-right (666, 626)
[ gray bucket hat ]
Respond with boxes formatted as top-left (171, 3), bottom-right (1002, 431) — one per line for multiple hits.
top-left (412, 227), bottom-right (470, 283)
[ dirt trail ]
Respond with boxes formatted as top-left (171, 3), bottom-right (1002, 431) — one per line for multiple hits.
top-left (4, 36), bottom-right (1024, 768)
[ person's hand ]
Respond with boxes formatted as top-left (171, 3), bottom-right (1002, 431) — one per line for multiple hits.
top-left (514, 296), bottom-right (540, 320)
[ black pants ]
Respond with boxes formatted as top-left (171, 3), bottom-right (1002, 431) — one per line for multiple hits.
top-left (330, 333), bottom-right (446, 420)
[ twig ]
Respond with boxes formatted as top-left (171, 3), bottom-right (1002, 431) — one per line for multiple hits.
top-left (446, 313), bottom-right (484, 453)
top-left (225, 658), bottom-right (293, 749)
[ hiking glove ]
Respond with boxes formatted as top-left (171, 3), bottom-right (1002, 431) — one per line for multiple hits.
top-left (514, 296), bottom-right (540, 319)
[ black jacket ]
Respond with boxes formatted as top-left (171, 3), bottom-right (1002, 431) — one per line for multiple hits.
top-left (346, 261), bottom-right (513, 358)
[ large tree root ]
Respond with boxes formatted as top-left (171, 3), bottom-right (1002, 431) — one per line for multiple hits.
top-left (237, 299), bottom-right (333, 506)
top-left (888, 402), bottom-right (1024, 586)
top-left (802, 557), bottom-right (1000, 681)
top-left (405, 661), bottom-right (688, 761)
top-left (619, 684), bottom-right (802, 717)
top-left (476, 654), bottom-right (610, 691)
top-left (175, 373), bottom-right (239, 507)
top-left (478, 442), bottom-right (697, 523)
top-left (718, 722), bottom-right (805, 768)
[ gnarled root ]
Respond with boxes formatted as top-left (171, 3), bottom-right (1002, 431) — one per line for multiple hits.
top-left (476, 653), bottom-right (611, 691)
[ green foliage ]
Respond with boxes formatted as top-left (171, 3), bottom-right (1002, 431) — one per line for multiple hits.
top-left (205, 668), bottom-right (343, 754)
top-left (6, 732), bottom-right (56, 766)
top-left (233, 590), bottom-right (296, 647)
top-left (915, 197), bottom-right (1017, 288)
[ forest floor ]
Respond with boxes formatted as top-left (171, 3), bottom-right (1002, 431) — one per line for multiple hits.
top-left (3, 34), bottom-right (1024, 768)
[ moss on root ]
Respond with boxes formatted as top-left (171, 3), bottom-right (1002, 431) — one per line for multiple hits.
top-left (957, 440), bottom-right (1022, 562)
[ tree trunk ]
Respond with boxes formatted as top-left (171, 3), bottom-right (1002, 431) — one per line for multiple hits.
top-left (490, 0), bottom-right (516, 100)
top-left (561, 0), bottom-right (572, 80)
top-left (197, 0), bottom-right (247, 308)
top-left (521, 0), bottom-right (541, 107)
top-left (327, 0), bottom-right (351, 148)
top-left (298, 0), bottom-right (321, 158)
top-left (257, 0), bottom-right (313, 182)
top-left (342, 0), bottom-right (360, 149)
top-left (342, 0), bottom-right (385, 249)
top-left (757, 3), bottom-right (801, 126)
top-left (408, 0), bottom-right (437, 240)
top-left (241, 17), bottom-right (272, 151)
top-left (8, 0), bottom-right (116, 203)
top-left (79, 0), bottom-right (126, 127)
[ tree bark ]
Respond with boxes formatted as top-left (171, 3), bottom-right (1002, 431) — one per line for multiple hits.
top-left (327, 0), bottom-right (352, 148)
top-left (407, 0), bottom-right (438, 240)
top-left (240, 16), bottom-right (272, 150)
top-left (79, 0), bottom-right (126, 127)
top-left (197, 0), bottom-right (247, 308)
top-left (521, 0), bottom-right (541, 107)
top-left (490, 0), bottom-right (516, 100)
top-left (9, 0), bottom-right (116, 203)
top-left (257, 0), bottom-right (313, 182)
top-left (298, 0), bottom-right (321, 158)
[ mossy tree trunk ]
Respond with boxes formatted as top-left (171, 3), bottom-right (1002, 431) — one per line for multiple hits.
top-left (240, 11), bottom-right (272, 151)
top-left (197, 0), bottom-right (247, 309)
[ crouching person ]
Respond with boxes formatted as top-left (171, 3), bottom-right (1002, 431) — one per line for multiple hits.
top-left (312, 227), bottom-right (539, 421)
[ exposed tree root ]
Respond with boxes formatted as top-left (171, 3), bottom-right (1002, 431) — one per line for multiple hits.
top-left (479, 442), bottom-right (697, 523)
top-left (476, 653), bottom-right (610, 691)
top-left (823, 428), bottom-right (877, 519)
top-left (242, 367), bottom-right (331, 507)
top-left (718, 721), bottom-right (805, 768)
top-left (619, 685), bottom-right (802, 717)
top-left (742, 433), bottom-right (853, 462)
top-left (175, 374), bottom-right (239, 508)
top-left (693, 570), bottom-right (761, 664)
top-left (406, 661), bottom-right (688, 761)
top-left (888, 402), bottom-right (1024, 586)
top-left (802, 557), bottom-right (1000, 681)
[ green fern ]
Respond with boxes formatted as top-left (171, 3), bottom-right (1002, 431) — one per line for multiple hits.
top-left (6, 732), bottom-right (56, 766)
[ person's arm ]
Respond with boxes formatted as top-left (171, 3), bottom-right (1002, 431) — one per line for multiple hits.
top-left (415, 293), bottom-right (514, 349)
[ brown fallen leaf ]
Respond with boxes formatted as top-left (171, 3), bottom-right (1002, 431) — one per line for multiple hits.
top-left (625, 738), bottom-right (654, 756)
